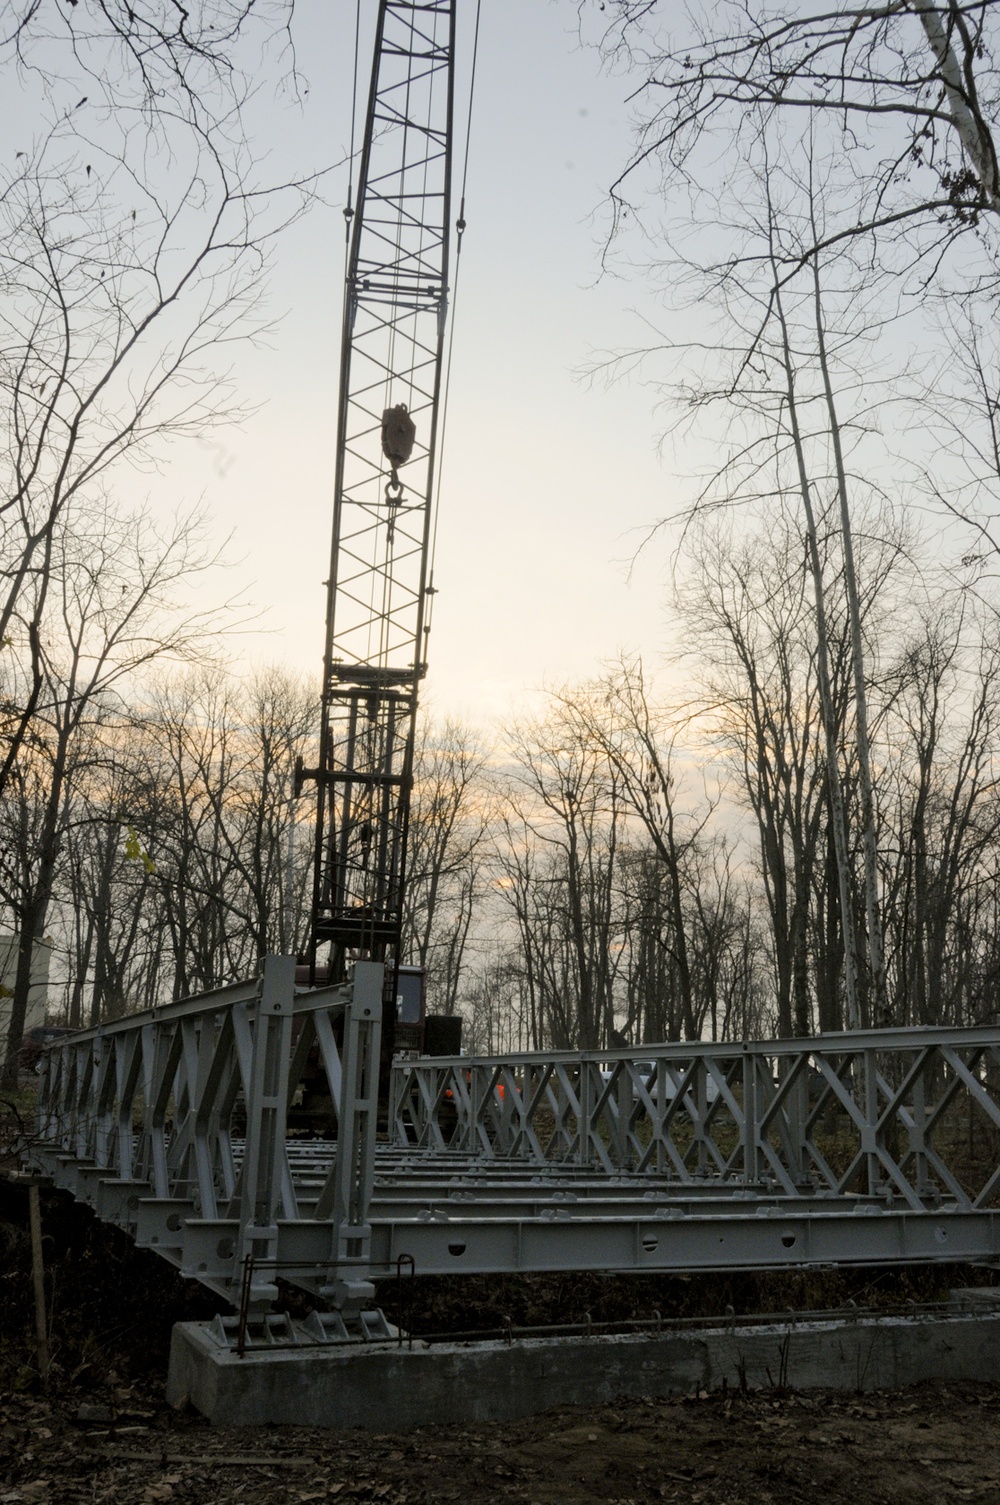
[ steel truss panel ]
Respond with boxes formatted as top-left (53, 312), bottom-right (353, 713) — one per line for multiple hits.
top-left (32, 958), bottom-right (385, 1305)
top-left (390, 1029), bottom-right (1000, 1213)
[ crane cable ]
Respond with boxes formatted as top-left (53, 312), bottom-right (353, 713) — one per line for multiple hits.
top-left (344, 0), bottom-right (362, 252)
top-left (424, 0), bottom-right (484, 645)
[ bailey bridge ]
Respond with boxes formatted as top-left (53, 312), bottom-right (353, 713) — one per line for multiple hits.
top-left (15, 951), bottom-right (1000, 1420)
top-left (24, 952), bottom-right (1000, 1324)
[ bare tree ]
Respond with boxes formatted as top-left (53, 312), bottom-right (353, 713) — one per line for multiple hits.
top-left (402, 718), bottom-right (491, 1015)
top-left (119, 667), bottom-right (314, 1000)
top-left (201, 667), bottom-right (316, 963)
top-left (676, 516), bottom-right (850, 1035)
top-left (913, 297), bottom-right (1000, 577)
top-left (497, 703), bottom-right (626, 1050)
top-left (878, 608), bottom-right (1000, 1025)
top-left (585, 2), bottom-right (1000, 578)
top-left (558, 658), bottom-right (715, 1041)
top-left (588, 113), bottom-right (942, 1029)
top-left (484, 678), bottom-right (771, 1049)
top-left (463, 946), bottom-right (537, 1056)
top-left (588, 1), bottom-right (1000, 255)
top-left (0, 0), bottom-right (296, 180)
top-left (49, 665), bottom-right (318, 1024)
top-left (0, 120), bottom-right (301, 800)
top-left (60, 746), bottom-right (162, 1025)
top-left (683, 838), bottom-right (770, 1042)
top-left (0, 496), bottom-right (231, 1086)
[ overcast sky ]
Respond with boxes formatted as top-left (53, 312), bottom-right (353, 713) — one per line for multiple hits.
top-left (151, 0), bottom-right (684, 725)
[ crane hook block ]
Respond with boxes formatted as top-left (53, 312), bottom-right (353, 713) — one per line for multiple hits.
top-left (382, 404), bottom-right (416, 470)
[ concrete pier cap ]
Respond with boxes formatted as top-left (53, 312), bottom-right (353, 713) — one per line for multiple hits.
top-left (167, 1295), bottom-right (1000, 1430)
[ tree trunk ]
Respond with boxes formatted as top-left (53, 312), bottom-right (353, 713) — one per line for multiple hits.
top-left (1, 895), bottom-right (44, 1090)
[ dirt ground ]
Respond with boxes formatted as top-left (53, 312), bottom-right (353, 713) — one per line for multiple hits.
top-left (4, 1181), bottom-right (1000, 1504)
top-left (3, 1378), bottom-right (1000, 1504)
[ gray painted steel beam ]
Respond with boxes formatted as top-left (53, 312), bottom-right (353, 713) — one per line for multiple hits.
top-left (366, 1208), bottom-right (1000, 1276)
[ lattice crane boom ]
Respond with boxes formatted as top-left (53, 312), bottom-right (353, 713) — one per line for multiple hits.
top-left (299, 0), bottom-right (457, 990)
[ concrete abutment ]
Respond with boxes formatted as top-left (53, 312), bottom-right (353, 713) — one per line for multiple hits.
top-left (167, 1293), bottom-right (1000, 1429)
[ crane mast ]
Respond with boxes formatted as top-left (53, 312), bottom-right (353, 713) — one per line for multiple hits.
top-left (300, 0), bottom-right (456, 998)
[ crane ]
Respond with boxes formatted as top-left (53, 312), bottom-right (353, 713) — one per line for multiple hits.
top-left (297, 0), bottom-right (460, 1054)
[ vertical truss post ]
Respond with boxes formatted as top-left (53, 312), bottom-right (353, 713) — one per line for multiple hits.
top-left (578, 1062), bottom-right (594, 1167)
top-left (74, 1042), bottom-right (94, 1161)
top-left (301, 0), bottom-right (457, 993)
top-left (388, 1055), bottom-right (405, 1141)
top-left (863, 1046), bottom-right (881, 1195)
top-left (94, 1030), bottom-right (114, 1169)
top-left (324, 961), bottom-right (383, 1308)
top-left (785, 1065), bottom-right (808, 1187)
top-left (116, 1034), bottom-right (141, 1184)
top-left (142, 1020), bottom-right (172, 1198)
top-left (692, 1065), bottom-right (711, 1177)
top-left (611, 1070), bottom-right (629, 1168)
top-left (911, 1065), bottom-right (932, 1199)
top-left (236, 955), bottom-right (296, 1301)
top-left (742, 1048), bottom-right (761, 1185)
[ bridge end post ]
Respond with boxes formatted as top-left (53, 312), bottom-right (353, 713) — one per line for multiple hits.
top-left (326, 960), bottom-right (383, 1315)
top-left (235, 953), bottom-right (296, 1305)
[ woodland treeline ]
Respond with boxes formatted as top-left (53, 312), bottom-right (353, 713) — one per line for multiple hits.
top-left (4, 504), bottom-right (999, 1067)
